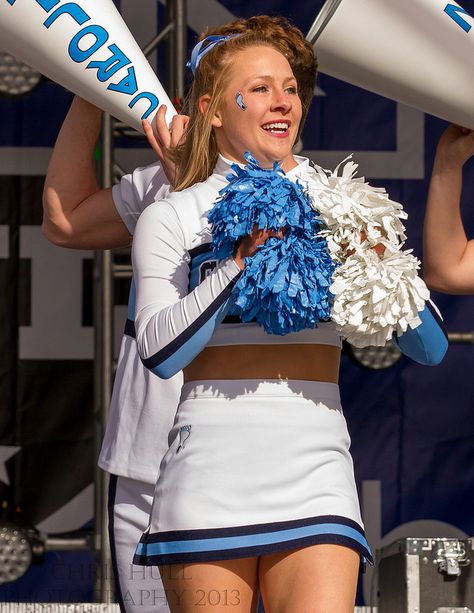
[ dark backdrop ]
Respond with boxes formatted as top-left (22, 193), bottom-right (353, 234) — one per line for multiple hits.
top-left (0, 0), bottom-right (473, 605)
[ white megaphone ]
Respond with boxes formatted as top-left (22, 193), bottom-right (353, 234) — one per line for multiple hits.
top-left (308, 0), bottom-right (474, 130)
top-left (0, 0), bottom-right (176, 132)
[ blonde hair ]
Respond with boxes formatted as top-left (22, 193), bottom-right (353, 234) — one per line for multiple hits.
top-left (174, 18), bottom-right (317, 192)
top-left (203, 16), bottom-right (317, 123)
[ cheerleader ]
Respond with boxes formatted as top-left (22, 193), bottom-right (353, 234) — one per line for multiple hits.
top-left (131, 26), bottom-right (447, 613)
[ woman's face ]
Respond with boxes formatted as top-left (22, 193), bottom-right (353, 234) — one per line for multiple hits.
top-left (209, 45), bottom-right (302, 172)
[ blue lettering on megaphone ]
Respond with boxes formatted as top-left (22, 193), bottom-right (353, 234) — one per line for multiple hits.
top-left (43, 2), bottom-right (90, 27)
top-left (129, 92), bottom-right (159, 120)
top-left (69, 25), bottom-right (109, 62)
top-left (444, 3), bottom-right (472, 33)
top-left (87, 44), bottom-right (131, 83)
top-left (36, 0), bottom-right (60, 10)
top-left (108, 67), bottom-right (138, 96)
top-left (4, 0), bottom-right (161, 120)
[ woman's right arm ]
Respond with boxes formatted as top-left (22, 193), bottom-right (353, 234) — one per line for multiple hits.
top-left (132, 203), bottom-right (242, 379)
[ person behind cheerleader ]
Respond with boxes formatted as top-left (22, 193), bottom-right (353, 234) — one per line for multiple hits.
top-left (423, 126), bottom-right (474, 292)
top-left (131, 22), bottom-right (448, 613)
top-left (42, 16), bottom-right (320, 613)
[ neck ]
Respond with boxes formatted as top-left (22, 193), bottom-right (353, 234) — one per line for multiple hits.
top-left (218, 150), bottom-right (299, 173)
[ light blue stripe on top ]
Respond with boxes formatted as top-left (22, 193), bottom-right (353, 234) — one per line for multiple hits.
top-left (393, 303), bottom-right (448, 365)
top-left (136, 522), bottom-right (369, 556)
top-left (149, 297), bottom-right (232, 379)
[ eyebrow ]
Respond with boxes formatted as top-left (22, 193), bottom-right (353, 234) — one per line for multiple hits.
top-left (245, 75), bottom-right (297, 85)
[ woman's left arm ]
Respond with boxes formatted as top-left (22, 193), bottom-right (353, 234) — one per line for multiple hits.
top-left (392, 300), bottom-right (448, 365)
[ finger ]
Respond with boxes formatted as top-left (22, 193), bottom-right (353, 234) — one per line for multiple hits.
top-left (374, 242), bottom-right (386, 256)
top-left (142, 119), bottom-right (164, 159)
top-left (452, 123), bottom-right (471, 134)
top-left (250, 225), bottom-right (264, 240)
top-left (264, 228), bottom-right (284, 239)
top-left (154, 104), bottom-right (171, 148)
top-left (169, 114), bottom-right (189, 148)
top-left (181, 115), bottom-right (190, 133)
top-left (466, 131), bottom-right (474, 152)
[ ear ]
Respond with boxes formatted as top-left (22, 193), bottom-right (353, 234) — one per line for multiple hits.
top-left (199, 94), bottom-right (222, 128)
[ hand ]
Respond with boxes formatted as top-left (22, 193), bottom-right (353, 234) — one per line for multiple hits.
top-left (435, 125), bottom-right (474, 171)
top-left (142, 105), bottom-right (190, 187)
top-left (342, 228), bottom-right (386, 258)
top-left (234, 226), bottom-right (284, 270)
top-left (361, 228), bottom-right (386, 256)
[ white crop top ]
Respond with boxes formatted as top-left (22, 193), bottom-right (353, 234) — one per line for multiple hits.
top-left (132, 155), bottom-right (341, 380)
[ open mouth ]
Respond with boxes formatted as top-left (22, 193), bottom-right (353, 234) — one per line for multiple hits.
top-left (261, 121), bottom-right (290, 135)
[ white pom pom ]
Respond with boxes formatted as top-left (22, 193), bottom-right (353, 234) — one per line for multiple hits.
top-left (303, 155), bottom-right (408, 256)
top-left (329, 250), bottom-right (429, 347)
top-left (298, 155), bottom-right (430, 347)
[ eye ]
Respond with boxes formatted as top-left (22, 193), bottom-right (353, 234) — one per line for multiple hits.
top-left (286, 85), bottom-right (298, 95)
top-left (252, 85), bottom-right (268, 93)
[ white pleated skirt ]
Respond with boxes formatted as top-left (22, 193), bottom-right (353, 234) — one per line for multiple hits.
top-left (134, 379), bottom-right (372, 566)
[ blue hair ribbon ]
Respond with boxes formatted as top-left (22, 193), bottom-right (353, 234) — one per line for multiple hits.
top-left (187, 34), bottom-right (241, 74)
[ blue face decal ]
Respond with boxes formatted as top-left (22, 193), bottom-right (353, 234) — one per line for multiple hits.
top-left (235, 92), bottom-right (247, 111)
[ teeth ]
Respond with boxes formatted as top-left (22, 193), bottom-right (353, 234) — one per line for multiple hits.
top-left (263, 122), bottom-right (289, 131)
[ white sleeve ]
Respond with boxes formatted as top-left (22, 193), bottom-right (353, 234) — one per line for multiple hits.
top-left (112, 162), bottom-right (172, 235)
top-left (132, 202), bottom-right (242, 379)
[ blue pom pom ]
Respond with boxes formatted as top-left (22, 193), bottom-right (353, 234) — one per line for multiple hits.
top-left (233, 232), bottom-right (335, 335)
top-left (209, 152), bottom-right (321, 259)
top-left (208, 152), bottom-right (335, 335)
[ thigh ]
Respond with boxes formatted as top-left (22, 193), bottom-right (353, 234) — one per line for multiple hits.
top-left (259, 544), bottom-right (360, 613)
top-left (109, 475), bottom-right (169, 613)
top-left (160, 558), bottom-right (259, 613)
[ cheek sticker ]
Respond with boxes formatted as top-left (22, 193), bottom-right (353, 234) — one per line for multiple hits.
top-left (235, 92), bottom-right (247, 111)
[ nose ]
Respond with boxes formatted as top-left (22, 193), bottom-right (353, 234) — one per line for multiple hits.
top-left (270, 87), bottom-right (291, 113)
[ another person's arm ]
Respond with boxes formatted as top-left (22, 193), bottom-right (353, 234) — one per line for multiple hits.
top-left (42, 97), bottom-right (188, 249)
top-left (423, 126), bottom-right (474, 293)
top-left (42, 96), bottom-right (128, 249)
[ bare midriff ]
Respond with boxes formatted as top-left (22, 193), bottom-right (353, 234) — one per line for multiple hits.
top-left (183, 344), bottom-right (340, 383)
